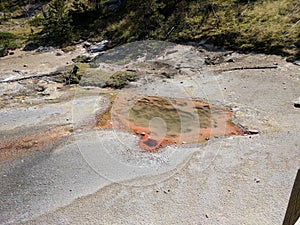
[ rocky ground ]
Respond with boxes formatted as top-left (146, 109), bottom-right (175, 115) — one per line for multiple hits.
top-left (0, 40), bottom-right (300, 225)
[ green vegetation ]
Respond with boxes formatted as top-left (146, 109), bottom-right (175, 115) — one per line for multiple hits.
top-left (1, 0), bottom-right (300, 59)
top-left (0, 32), bottom-right (21, 49)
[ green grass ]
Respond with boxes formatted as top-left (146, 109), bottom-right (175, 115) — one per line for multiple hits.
top-left (167, 0), bottom-right (300, 56)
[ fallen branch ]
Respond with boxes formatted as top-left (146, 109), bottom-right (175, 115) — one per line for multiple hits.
top-left (165, 26), bottom-right (176, 39)
top-left (0, 71), bottom-right (64, 83)
top-left (290, 19), bottom-right (300, 30)
top-left (218, 65), bottom-right (278, 72)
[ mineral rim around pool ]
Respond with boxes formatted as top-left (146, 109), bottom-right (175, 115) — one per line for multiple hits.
top-left (97, 94), bottom-right (243, 151)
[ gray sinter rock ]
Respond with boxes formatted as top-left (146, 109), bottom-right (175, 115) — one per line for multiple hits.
top-left (86, 40), bottom-right (109, 53)
top-left (35, 46), bottom-right (55, 53)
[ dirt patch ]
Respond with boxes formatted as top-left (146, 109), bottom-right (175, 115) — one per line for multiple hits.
top-left (97, 94), bottom-right (243, 151)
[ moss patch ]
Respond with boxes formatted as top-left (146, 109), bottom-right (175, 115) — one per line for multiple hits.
top-left (52, 62), bottom-right (90, 84)
top-left (104, 71), bottom-right (139, 89)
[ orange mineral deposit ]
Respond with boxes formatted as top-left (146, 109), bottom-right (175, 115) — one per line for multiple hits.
top-left (97, 94), bottom-right (243, 152)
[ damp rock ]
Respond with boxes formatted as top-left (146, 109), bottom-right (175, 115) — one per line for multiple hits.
top-left (293, 97), bottom-right (300, 108)
top-left (0, 47), bottom-right (8, 57)
top-left (72, 55), bottom-right (93, 63)
top-left (23, 42), bottom-right (39, 51)
top-left (246, 129), bottom-right (259, 135)
top-left (254, 178), bottom-right (260, 183)
top-left (88, 40), bottom-right (109, 53)
top-left (83, 42), bottom-right (91, 49)
top-left (293, 61), bottom-right (300, 66)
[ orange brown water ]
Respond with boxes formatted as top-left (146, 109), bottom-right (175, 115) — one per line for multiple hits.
top-left (97, 94), bottom-right (243, 152)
